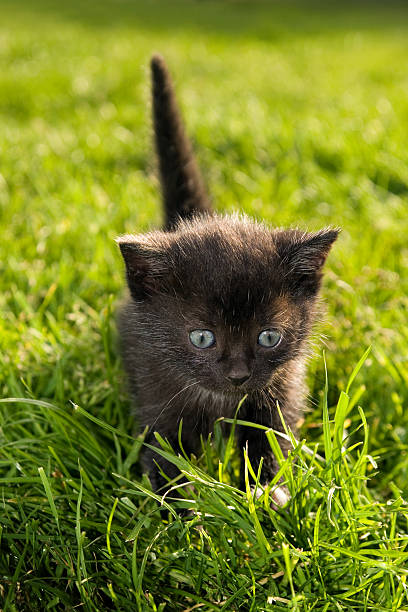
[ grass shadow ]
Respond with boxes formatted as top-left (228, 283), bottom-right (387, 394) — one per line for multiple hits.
top-left (4, 0), bottom-right (408, 40)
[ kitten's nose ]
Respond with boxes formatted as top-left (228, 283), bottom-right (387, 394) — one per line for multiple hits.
top-left (226, 374), bottom-right (250, 386)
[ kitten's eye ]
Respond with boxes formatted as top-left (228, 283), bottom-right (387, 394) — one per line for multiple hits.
top-left (189, 329), bottom-right (215, 349)
top-left (258, 329), bottom-right (282, 348)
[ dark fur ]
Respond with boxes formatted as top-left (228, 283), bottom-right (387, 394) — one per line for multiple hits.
top-left (151, 55), bottom-right (211, 230)
top-left (117, 55), bottom-right (338, 491)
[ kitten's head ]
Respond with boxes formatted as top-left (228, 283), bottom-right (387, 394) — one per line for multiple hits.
top-left (118, 214), bottom-right (338, 394)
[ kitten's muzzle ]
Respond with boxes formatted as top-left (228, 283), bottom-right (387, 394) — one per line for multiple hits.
top-left (226, 374), bottom-right (251, 387)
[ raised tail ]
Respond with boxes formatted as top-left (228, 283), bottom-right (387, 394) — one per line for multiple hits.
top-left (150, 54), bottom-right (212, 231)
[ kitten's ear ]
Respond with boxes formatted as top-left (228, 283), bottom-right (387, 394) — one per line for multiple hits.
top-left (116, 234), bottom-right (168, 300)
top-left (277, 228), bottom-right (339, 296)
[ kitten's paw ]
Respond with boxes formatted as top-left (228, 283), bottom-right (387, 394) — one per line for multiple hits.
top-left (271, 485), bottom-right (290, 508)
top-left (251, 484), bottom-right (290, 509)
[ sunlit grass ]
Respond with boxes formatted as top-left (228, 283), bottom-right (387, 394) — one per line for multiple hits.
top-left (1, 0), bottom-right (408, 608)
top-left (2, 353), bottom-right (408, 609)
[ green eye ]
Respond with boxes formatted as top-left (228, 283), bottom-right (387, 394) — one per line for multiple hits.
top-left (189, 329), bottom-right (215, 349)
top-left (258, 329), bottom-right (282, 348)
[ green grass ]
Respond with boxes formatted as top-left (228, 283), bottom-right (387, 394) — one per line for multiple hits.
top-left (1, 0), bottom-right (408, 609)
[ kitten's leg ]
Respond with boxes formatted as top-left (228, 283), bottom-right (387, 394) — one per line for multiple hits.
top-left (142, 433), bottom-right (182, 492)
top-left (237, 421), bottom-right (280, 490)
top-left (237, 404), bottom-right (293, 506)
top-left (142, 417), bottom-right (200, 494)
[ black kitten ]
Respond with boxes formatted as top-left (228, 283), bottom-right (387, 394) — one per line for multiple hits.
top-left (117, 55), bottom-right (338, 493)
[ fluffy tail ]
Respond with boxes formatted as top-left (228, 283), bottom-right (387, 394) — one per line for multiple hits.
top-left (150, 54), bottom-right (212, 231)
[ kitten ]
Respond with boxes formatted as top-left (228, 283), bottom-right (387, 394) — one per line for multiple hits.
top-left (117, 55), bottom-right (338, 494)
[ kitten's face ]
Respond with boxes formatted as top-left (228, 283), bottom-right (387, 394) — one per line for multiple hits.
top-left (160, 293), bottom-right (309, 394)
top-left (118, 215), bottom-right (338, 395)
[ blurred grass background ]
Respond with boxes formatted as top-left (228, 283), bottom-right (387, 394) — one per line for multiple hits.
top-left (1, 0), bottom-right (408, 608)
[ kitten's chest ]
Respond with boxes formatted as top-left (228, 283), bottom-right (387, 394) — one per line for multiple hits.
top-left (173, 387), bottom-right (241, 442)
top-left (161, 384), bottom-right (239, 423)
top-left (193, 386), bottom-right (240, 420)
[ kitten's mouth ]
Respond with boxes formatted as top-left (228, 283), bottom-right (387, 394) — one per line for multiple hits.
top-left (198, 381), bottom-right (252, 397)
top-left (226, 375), bottom-right (251, 387)
top-left (224, 381), bottom-right (253, 395)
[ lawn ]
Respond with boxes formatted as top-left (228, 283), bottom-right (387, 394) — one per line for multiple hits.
top-left (1, 0), bottom-right (408, 609)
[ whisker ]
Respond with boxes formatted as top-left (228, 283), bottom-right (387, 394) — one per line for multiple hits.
top-left (150, 380), bottom-right (200, 430)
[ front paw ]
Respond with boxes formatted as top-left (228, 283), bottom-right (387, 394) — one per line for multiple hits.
top-left (251, 484), bottom-right (290, 508)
